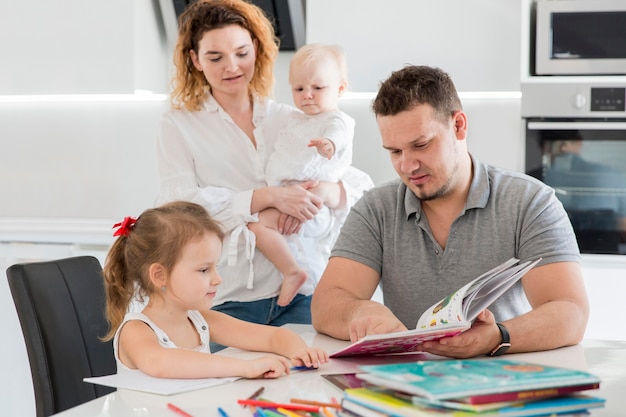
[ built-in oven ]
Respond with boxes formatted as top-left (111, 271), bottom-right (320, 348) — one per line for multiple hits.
top-left (534, 0), bottom-right (626, 76)
top-left (523, 81), bottom-right (626, 254)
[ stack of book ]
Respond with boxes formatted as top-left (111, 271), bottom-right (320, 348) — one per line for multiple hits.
top-left (339, 359), bottom-right (605, 417)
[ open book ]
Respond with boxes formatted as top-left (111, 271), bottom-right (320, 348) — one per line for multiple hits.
top-left (329, 257), bottom-right (541, 358)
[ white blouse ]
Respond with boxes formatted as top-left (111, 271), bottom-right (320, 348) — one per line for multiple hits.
top-left (156, 94), bottom-right (373, 305)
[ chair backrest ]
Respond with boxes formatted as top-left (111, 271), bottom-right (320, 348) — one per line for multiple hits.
top-left (6, 256), bottom-right (116, 417)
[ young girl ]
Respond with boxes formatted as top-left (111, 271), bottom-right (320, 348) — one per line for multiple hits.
top-left (102, 201), bottom-right (328, 379)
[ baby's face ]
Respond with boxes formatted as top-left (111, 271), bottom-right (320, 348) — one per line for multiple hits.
top-left (290, 60), bottom-right (344, 116)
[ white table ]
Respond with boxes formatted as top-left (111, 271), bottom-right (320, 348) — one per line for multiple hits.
top-left (53, 324), bottom-right (626, 417)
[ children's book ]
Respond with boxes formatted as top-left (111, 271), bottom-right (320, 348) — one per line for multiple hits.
top-left (322, 373), bottom-right (373, 391)
top-left (330, 258), bottom-right (541, 358)
top-left (355, 359), bottom-right (601, 401)
top-left (342, 387), bottom-right (605, 417)
top-left (410, 382), bottom-right (600, 407)
top-left (344, 381), bottom-right (516, 415)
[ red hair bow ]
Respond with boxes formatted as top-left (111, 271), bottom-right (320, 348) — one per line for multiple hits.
top-left (112, 216), bottom-right (137, 237)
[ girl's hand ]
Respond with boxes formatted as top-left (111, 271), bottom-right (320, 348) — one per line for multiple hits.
top-left (246, 354), bottom-right (291, 379)
top-left (290, 347), bottom-right (329, 369)
top-left (308, 138), bottom-right (335, 160)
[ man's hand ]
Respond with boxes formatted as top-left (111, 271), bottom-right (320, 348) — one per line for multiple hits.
top-left (415, 310), bottom-right (502, 358)
top-left (349, 313), bottom-right (408, 342)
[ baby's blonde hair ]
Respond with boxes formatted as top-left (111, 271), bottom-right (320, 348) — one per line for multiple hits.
top-left (289, 43), bottom-right (348, 88)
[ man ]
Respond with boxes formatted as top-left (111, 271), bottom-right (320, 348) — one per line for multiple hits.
top-left (311, 65), bottom-right (589, 358)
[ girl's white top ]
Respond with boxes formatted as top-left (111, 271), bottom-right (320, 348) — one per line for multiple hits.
top-left (113, 310), bottom-right (211, 372)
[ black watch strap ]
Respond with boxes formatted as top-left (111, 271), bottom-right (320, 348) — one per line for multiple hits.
top-left (488, 322), bottom-right (511, 357)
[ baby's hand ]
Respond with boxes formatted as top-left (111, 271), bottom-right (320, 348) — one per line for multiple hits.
top-left (308, 138), bottom-right (335, 160)
top-left (246, 354), bottom-right (291, 379)
top-left (291, 347), bottom-right (329, 369)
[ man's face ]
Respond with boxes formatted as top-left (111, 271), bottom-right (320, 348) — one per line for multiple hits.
top-left (378, 104), bottom-right (465, 201)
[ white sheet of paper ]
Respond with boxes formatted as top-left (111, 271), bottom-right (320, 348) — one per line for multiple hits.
top-left (84, 372), bottom-right (239, 395)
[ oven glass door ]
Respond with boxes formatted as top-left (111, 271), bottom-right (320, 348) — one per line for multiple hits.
top-left (526, 120), bottom-right (626, 254)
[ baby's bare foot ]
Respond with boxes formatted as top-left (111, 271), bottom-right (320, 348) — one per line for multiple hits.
top-left (277, 269), bottom-right (307, 306)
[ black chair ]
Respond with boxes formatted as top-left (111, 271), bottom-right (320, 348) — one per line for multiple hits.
top-left (6, 256), bottom-right (116, 417)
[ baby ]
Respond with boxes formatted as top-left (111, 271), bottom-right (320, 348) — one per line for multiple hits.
top-left (249, 43), bottom-right (354, 306)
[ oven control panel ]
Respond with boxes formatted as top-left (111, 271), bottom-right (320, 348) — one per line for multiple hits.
top-left (522, 80), bottom-right (626, 118)
top-left (591, 87), bottom-right (626, 112)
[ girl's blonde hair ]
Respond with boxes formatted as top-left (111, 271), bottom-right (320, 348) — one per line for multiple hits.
top-left (289, 43), bottom-right (349, 88)
top-left (102, 201), bottom-right (224, 340)
top-left (170, 0), bottom-right (279, 111)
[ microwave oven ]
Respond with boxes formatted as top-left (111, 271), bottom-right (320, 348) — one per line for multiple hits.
top-left (535, 0), bottom-right (626, 76)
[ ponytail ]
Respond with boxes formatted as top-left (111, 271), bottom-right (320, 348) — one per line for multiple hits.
top-left (102, 237), bottom-right (135, 341)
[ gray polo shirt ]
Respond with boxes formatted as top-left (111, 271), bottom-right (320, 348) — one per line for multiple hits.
top-left (331, 156), bottom-right (581, 329)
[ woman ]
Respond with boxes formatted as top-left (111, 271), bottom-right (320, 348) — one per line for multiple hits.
top-left (156, 0), bottom-right (372, 339)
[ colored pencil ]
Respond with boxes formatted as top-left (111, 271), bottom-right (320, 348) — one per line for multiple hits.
top-left (289, 398), bottom-right (341, 409)
top-left (236, 399), bottom-right (319, 412)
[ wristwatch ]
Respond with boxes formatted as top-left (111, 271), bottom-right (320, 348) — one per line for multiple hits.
top-left (488, 323), bottom-right (511, 357)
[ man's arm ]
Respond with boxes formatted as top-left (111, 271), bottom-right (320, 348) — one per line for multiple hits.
top-left (311, 256), bottom-right (408, 342)
top-left (418, 261), bottom-right (589, 358)
top-left (508, 261), bottom-right (589, 351)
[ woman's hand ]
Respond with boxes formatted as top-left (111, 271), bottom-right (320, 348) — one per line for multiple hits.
top-left (278, 213), bottom-right (303, 235)
top-left (246, 354), bottom-right (291, 379)
top-left (272, 181), bottom-right (323, 222)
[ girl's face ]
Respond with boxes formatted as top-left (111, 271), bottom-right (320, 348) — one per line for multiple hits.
top-left (167, 232), bottom-right (223, 311)
top-left (190, 24), bottom-right (257, 99)
top-left (290, 59), bottom-right (345, 116)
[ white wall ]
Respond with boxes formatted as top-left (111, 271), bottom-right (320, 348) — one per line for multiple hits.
top-left (0, 1), bottom-right (624, 416)
top-left (306, 0), bottom-right (523, 93)
top-left (0, 1), bottom-right (134, 94)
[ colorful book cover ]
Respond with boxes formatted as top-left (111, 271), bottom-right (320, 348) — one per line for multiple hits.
top-left (408, 382), bottom-right (600, 411)
top-left (322, 373), bottom-right (373, 391)
top-left (356, 359), bottom-right (601, 400)
top-left (345, 387), bottom-right (518, 415)
top-left (330, 258), bottom-right (540, 358)
top-left (428, 382), bottom-right (601, 406)
top-left (343, 388), bottom-right (605, 417)
top-left (329, 323), bottom-right (470, 358)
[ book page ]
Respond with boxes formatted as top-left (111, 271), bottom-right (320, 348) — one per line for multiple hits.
top-left (463, 258), bottom-right (540, 320)
top-left (415, 285), bottom-right (470, 330)
top-left (415, 258), bottom-right (522, 329)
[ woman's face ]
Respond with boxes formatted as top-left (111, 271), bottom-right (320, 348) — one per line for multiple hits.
top-left (190, 24), bottom-right (257, 99)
